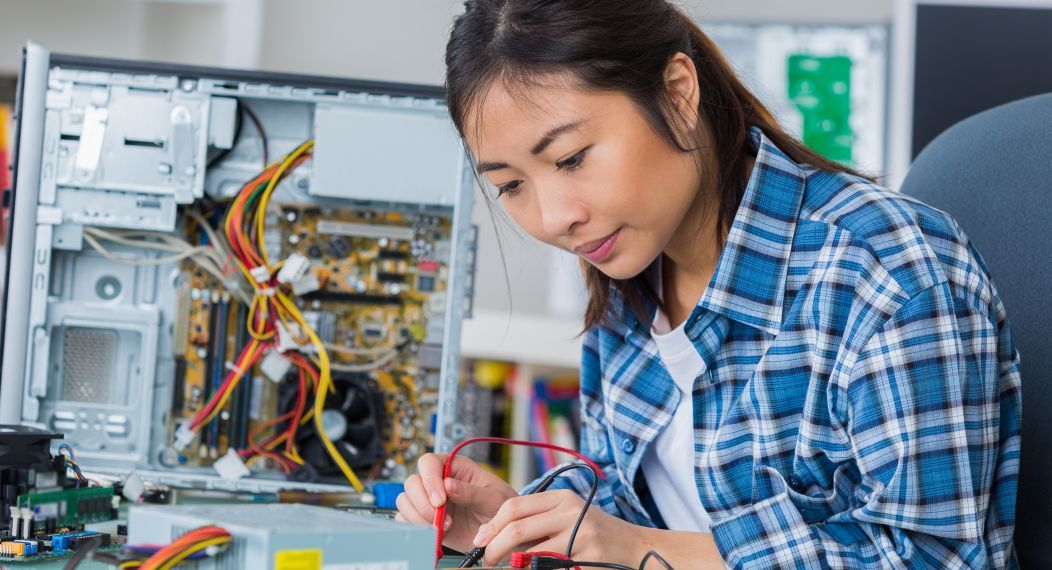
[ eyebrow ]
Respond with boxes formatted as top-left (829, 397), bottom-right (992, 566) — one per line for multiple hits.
top-left (530, 121), bottom-right (582, 155)
top-left (475, 120), bottom-right (584, 174)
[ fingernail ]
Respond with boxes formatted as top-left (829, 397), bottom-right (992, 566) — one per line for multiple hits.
top-left (430, 491), bottom-right (443, 507)
top-left (444, 515), bottom-right (453, 530)
top-left (449, 479), bottom-right (462, 495)
top-left (473, 525), bottom-right (490, 547)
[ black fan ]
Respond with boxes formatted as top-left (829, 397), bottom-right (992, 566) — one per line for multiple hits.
top-left (283, 374), bottom-right (385, 483)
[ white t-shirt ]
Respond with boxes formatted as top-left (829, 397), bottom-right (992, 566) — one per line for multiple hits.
top-left (640, 284), bottom-right (713, 532)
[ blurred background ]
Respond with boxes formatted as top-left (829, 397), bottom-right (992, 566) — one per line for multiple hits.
top-left (2, 0), bottom-right (1050, 486)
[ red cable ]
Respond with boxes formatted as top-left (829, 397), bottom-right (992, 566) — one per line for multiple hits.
top-left (189, 341), bottom-right (265, 430)
top-left (431, 437), bottom-right (605, 566)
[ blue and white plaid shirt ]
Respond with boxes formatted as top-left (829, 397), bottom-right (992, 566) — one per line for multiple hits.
top-left (525, 128), bottom-right (1022, 568)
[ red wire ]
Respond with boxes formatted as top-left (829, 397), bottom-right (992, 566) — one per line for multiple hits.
top-left (285, 366), bottom-right (308, 456)
top-left (189, 341), bottom-right (265, 430)
top-left (431, 437), bottom-right (605, 566)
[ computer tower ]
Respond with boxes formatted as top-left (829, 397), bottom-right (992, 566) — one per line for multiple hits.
top-left (0, 42), bottom-right (478, 494)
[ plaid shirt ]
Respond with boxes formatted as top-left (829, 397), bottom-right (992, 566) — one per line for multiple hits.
top-left (525, 129), bottom-right (1022, 568)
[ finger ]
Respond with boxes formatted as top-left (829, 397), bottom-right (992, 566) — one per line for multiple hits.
top-left (444, 454), bottom-right (486, 482)
top-left (402, 474), bottom-right (437, 521)
top-left (417, 453), bottom-right (452, 507)
top-left (445, 477), bottom-right (515, 516)
top-left (395, 492), bottom-right (432, 526)
top-left (477, 492), bottom-right (569, 546)
top-left (478, 512), bottom-right (568, 566)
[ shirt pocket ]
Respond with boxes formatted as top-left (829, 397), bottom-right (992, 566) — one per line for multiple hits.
top-left (755, 462), bottom-right (860, 524)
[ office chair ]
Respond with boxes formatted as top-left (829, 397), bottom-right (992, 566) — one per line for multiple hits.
top-left (900, 93), bottom-right (1052, 567)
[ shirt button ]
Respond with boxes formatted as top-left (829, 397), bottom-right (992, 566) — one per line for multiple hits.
top-left (787, 475), bottom-right (804, 491)
top-left (622, 439), bottom-right (636, 454)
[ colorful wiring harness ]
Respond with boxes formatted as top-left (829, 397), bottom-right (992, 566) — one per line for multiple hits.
top-left (173, 140), bottom-right (364, 492)
top-left (122, 525), bottom-right (232, 570)
top-left (57, 444), bottom-right (91, 487)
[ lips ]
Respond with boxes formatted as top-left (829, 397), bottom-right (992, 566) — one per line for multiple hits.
top-left (574, 229), bottom-right (620, 263)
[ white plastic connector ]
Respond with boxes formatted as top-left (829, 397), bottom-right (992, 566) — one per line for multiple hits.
top-left (213, 448), bottom-right (251, 480)
top-left (122, 472), bottom-right (146, 502)
top-left (275, 321), bottom-right (303, 353)
top-left (173, 422), bottom-right (196, 451)
top-left (276, 253), bottom-right (311, 285)
top-left (249, 265), bottom-right (271, 283)
top-left (291, 273), bottom-right (320, 296)
top-left (20, 508), bottom-right (33, 539)
top-left (259, 350), bottom-right (293, 382)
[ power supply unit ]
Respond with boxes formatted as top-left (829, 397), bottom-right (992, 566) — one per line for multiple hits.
top-left (127, 503), bottom-right (434, 569)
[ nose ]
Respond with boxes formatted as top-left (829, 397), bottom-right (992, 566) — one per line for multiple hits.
top-left (535, 182), bottom-right (589, 238)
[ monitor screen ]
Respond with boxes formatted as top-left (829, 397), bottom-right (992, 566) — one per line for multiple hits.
top-left (912, 3), bottom-right (1052, 157)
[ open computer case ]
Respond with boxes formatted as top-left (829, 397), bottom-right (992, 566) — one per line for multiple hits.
top-left (0, 42), bottom-right (478, 494)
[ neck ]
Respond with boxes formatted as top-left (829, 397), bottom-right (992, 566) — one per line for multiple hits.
top-left (659, 155), bottom-right (755, 325)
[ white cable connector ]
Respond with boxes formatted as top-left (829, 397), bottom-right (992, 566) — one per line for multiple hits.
top-left (259, 350), bottom-right (293, 382)
top-left (249, 265), bottom-right (271, 284)
top-left (213, 448), bottom-right (251, 481)
top-left (275, 321), bottom-right (303, 353)
top-left (173, 422), bottom-right (196, 451)
top-left (276, 253), bottom-right (310, 285)
top-left (20, 508), bottom-right (33, 539)
top-left (10, 506), bottom-right (20, 537)
top-left (291, 273), bottom-right (320, 296)
top-left (122, 472), bottom-right (146, 503)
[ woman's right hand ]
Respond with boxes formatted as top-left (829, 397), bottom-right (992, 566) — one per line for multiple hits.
top-left (395, 453), bottom-right (519, 552)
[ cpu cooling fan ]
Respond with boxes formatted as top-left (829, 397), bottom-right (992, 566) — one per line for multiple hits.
top-left (284, 373), bottom-right (386, 483)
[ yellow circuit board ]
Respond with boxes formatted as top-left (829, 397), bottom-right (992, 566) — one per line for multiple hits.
top-left (165, 205), bottom-right (451, 482)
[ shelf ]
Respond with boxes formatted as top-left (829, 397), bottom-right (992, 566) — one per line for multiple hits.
top-left (459, 309), bottom-right (583, 369)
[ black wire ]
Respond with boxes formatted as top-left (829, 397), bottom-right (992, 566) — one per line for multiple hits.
top-left (240, 103), bottom-right (269, 168)
top-left (63, 537), bottom-right (101, 569)
top-left (546, 561), bottom-right (635, 570)
top-left (637, 550), bottom-right (673, 570)
top-left (532, 463), bottom-right (600, 558)
top-left (456, 546), bottom-right (486, 568)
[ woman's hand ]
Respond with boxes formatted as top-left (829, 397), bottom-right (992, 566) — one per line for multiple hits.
top-left (472, 489), bottom-right (643, 566)
top-left (394, 453), bottom-right (518, 552)
top-left (473, 489), bottom-right (725, 567)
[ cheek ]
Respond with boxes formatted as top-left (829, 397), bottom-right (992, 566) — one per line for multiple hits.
top-left (590, 140), bottom-right (680, 222)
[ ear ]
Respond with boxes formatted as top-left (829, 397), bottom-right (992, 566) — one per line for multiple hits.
top-left (663, 52), bottom-right (700, 133)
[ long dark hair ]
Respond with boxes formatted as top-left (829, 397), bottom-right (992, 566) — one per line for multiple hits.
top-left (445, 0), bottom-right (864, 330)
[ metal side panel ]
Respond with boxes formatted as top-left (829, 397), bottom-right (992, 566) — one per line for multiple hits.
top-left (433, 157), bottom-right (474, 453)
top-left (0, 42), bottom-right (50, 424)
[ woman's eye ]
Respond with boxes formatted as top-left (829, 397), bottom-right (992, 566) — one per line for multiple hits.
top-left (496, 180), bottom-right (522, 198)
top-left (556, 146), bottom-right (591, 172)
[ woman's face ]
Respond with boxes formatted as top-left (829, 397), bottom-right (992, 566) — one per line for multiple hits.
top-left (463, 67), bottom-right (705, 280)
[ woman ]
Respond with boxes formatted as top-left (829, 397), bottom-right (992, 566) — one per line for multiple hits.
top-left (395, 1), bottom-right (1022, 567)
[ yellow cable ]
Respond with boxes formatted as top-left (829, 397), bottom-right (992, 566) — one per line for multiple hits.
top-left (195, 339), bottom-right (261, 428)
top-left (156, 536), bottom-right (231, 570)
top-left (246, 296), bottom-right (276, 341)
top-left (255, 140), bottom-right (313, 267)
top-left (275, 290), bottom-right (364, 492)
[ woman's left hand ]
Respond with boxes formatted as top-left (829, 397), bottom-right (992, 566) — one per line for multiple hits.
top-left (472, 489), bottom-right (645, 566)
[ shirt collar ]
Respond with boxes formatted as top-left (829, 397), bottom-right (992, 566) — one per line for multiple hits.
top-left (695, 127), bottom-right (807, 336)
